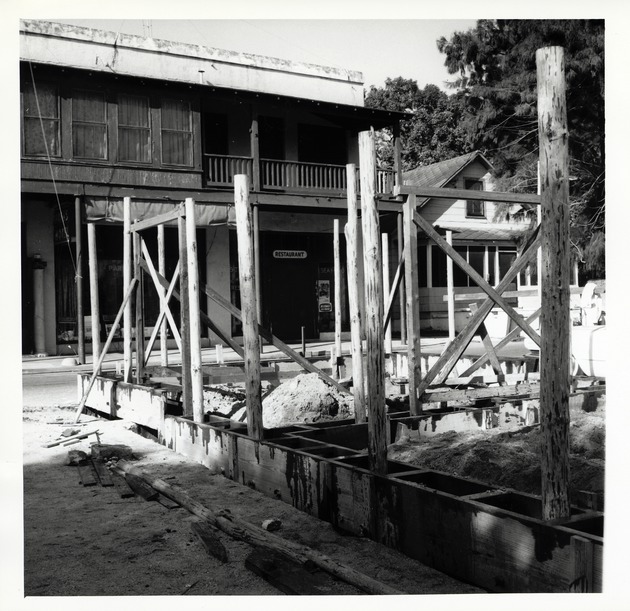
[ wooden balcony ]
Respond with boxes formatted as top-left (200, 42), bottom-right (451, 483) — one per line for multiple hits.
top-left (204, 154), bottom-right (396, 195)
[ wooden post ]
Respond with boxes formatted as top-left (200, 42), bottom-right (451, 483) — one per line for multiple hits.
top-left (358, 130), bottom-right (387, 474)
top-left (393, 121), bottom-right (402, 189)
top-left (333, 218), bottom-right (342, 373)
top-left (133, 230), bottom-right (145, 384)
top-left (537, 161), bottom-right (543, 300)
top-left (185, 198), bottom-right (204, 423)
top-left (382, 232), bottom-right (392, 355)
top-left (157, 223), bottom-right (168, 367)
top-left (234, 174), bottom-right (263, 440)
top-left (178, 213), bottom-right (192, 416)
top-left (446, 229), bottom-right (456, 341)
top-left (345, 164), bottom-right (366, 423)
top-left (87, 222), bottom-right (101, 372)
top-left (404, 195), bottom-right (422, 415)
top-left (253, 205), bottom-right (262, 324)
top-left (75, 196), bottom-right (85, 364)
top-left (537, 46), bottom-right (571, 521)
top-left (397, 213), bottom-right (406, 345)
top-left (250, 111), bottom-right (261, 192)
top-left (122, 197), bottom-right (133, 382)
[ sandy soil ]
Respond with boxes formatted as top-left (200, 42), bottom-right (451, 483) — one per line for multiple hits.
top-left (22, 402), bottom-right (483, 597)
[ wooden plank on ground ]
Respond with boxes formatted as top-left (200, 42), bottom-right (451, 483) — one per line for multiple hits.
top-left (77, 459), bottom-right (98, 486)
top-left (245, 548), bottom-right (337, 595)
top-left (123, 472), bottom-right (159, 501)
top-left (157, 493), bottom-right (181, 510)
top-left (191, 520), bottom-right (228, 563)
top-left (91, 459), bottom-right (114, 487)
top-left (110, 471), bottom-right (136, 498)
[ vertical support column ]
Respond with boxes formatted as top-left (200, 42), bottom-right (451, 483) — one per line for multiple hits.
top-left (250, 111), bottom-right (261, 192)
top-left (537, 161), bottom-right (543, 299)
top-left (133, 230), bottom-right (145, 384)
top-left (446, 229), bottom-right (456, 341)
top-left (253, 205), bottom-right (262, 324)
top-left (537, 46), bottom-right (571, 521)
top-left (404, 195), bottom-right (422, 415)
top-left (185, 198), bottom-right (204, 423)
top-left (397, 213), bottom-right (406, 345)
top-left (382, 232), bottom-right (392, 355)
top-left (333, 218), bottom-right (342, 373)
top-left (234, 174), bottom-right (263, 440)
top-left (33, 255), bottom-right (47, 355)
top-left (178, 212), bottom-right (192, 416)
top-left (87, 223), bottom-right (101, 373)
top-left (157, 223), bottom-right (168, 367)
top-left (359, 129), bottom-right (387, 475)
top-left (75, 196), bottom-right (85, 364)
top-left (345, 163), bottom-right (366, 423)
top-left (393, 121), bottom-right (403, 189)
top-left (123, 197), bottom-right (133, 382)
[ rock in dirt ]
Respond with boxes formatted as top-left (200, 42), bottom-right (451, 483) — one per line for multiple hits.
top-left (91, 444), bottom-right (134, 461)
top-left (261, 373), bottom-right (354, 429)
top-left (67, 450), bottom-right (88, 465)
top-left (261, 518), bottom-right (282, 532)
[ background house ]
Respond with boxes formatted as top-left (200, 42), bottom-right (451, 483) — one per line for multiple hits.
top-left (20, 20), bottom-right (406, 355)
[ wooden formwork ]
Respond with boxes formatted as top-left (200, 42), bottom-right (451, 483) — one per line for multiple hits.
top-left (79, 374), bottom-right (603, 593)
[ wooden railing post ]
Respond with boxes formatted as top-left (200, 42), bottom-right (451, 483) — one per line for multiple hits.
top-left (345, 164), bottom-right (366, 423)
top-left (404, 195), bottom-right (422, 415)
top-left (537, 46), bottom-right (571, 521)
top-left (185, 198), bottom-right (204, 423)
top-left (234, 174), bottom-right (263, 440)
top-left (87, 222), bottom-right (101, 373)
top-left (123, 197), bottom-right (133, 382)
top-left (359, 129), bottom-right (387, 475)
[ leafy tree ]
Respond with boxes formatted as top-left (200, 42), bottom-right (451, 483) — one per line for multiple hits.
top-left (364, 78), bottom-right (469, 170)
top-left (437, 19), bottom-right (605, 278)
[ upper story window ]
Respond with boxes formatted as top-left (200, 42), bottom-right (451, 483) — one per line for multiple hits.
top-left (259, 116), bottom-right (285, 160)
top-left (161, 98), bottom-right (192, 166)
top-left (22, 82), bottom-right (60, 157)
top-left (118, 94), bottom-right (151, 163)
top-left (72, 90), bottom-right (107, 160)
top-left (465, 179), bottom-right (485, 218)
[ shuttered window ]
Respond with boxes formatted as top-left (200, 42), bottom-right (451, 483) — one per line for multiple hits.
top-left (161, 98), bottom-right (192, 166)
top-left (22, 82), bottom-right (60, 157)
top-left (72, 90), bottom-right (107, 159)
top-left (465, 179), bottom-right (485, 218)
top-left (118, 94), bottom-right (151, 163)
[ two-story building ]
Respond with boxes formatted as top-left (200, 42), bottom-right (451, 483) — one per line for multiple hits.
top-left (20, 20), bottom-right (406, 356)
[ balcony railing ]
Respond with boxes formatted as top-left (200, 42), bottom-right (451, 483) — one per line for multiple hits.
top-left (205, 154), bottom-right (396, 195)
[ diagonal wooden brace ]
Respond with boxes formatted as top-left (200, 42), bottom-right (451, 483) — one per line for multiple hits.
top-left (413, 210), bottom-right (541, 346)
top-left (416, 229), bottom-right (541, 394)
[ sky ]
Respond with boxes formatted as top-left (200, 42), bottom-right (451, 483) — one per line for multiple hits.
top-left (44, 18), bottom-right (477, 92)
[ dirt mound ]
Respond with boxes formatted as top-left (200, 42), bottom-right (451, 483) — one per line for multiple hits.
top-left (262, 373), bottom-right (354, 429)
top-left (389, 400), bottom-right (605, 497)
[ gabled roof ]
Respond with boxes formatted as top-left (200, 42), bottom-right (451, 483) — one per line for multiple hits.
top-left (402, 151), bottom-right (492, 188)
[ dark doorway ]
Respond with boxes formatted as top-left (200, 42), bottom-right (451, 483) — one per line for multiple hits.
top-left (297, 123), bottom-right (347, 165)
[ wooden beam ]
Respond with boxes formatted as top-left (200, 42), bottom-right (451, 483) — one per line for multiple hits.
top-left (416, 230), bottom-right (542, 394)
top-left (345, 163), bottom-right (366, 423)
top-left (133, 230), bottom-right (145, 384)
top-left (202, 282), bottom-right (348, 394)
top-left (537, 46), bottom-right (571, 521)
top-left (75, 196), bottom-right (85, 364)
top-left (87, 222), bottom-right (101, 372)
top-left (122, 197), bottom-right (133, 382)
top-left (394, 184), bottom-right (541, 205)
top-left (421, 382), bottom-right (539, 405)
top-left (234, 174), bottom-right (263, 440)
top-left (73, 279), bottom-right (138, 423)
top-left (446, 230), bottom-right (455, 341)
top-left (359, 129), bottom-right (387, 475)
top-left (403, 196), bottom-right (422, 416)
top-left (383, 252), bottom-right (404, 330)
top-left (442, 286), bottom-right (582, 302)
top-left (140, 247), bottom-right (182, 354)
top-left (157, 223), bottom-right (168, 367)
top-left (460, 308), bottom-right (542, 377)
top-left (469, 303), bottom-right (503, 375)
top-left (397, 212), bottom-right (406, 345)
top-left (178, 212), bottom-right (193, 417)
top-left (334, 218), bottom-right (342, 367)
top-left (382, 232), bottom-right (392, 355)
top-left (185, 198), bottom-right (204, 423)
top-left (127, 205), bottom-right (183, 233)
top-left (413, 210), bottom-right (541, 346)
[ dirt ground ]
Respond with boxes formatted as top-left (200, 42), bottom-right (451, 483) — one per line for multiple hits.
top-left (21, 401), bottom-right (484, 598)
